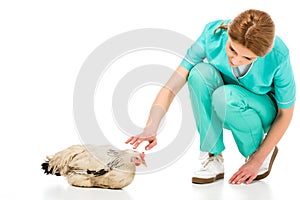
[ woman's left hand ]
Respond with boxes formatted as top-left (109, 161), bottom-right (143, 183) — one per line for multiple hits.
top-left (228, 157), bottom-right (262, 184)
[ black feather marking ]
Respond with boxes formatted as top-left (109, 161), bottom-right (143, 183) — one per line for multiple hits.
top-left (41, 161), bottom-right (50, 175)
top-left (41, 161), bottom-right (61, 176)
top-left (87, 169), bottom-right (109, 176)
top-left (107, 158), bottom-right (123, 169)
top-left (95, 169), bottom-right (109, 176)
top-left (107, 149), bottom-right (120, 157)
top-left (54, 172), bottom-right (61, 176)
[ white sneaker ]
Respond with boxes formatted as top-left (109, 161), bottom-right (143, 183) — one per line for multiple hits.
top-left (255, 146), bottom-right (278, 180)
top-left (192, 155), bottom-right (224, 184)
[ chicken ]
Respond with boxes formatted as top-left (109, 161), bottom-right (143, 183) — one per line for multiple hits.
top-left (41, 145), bottom-right (146, 189)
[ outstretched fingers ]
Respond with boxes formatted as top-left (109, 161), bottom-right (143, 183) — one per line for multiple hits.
top-left (125, 135), bottom-right (157, 150)
top-left (125, 136), bottom-right (141, 148)
top-left (145, 139), bottom-right (157, 150)
top-left (125, 136), bottom-right (137, 145)
top-left (229, 168), bottom-right (257, 184)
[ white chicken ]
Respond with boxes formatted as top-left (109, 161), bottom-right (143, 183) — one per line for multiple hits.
top-left (41, 145), bottom-right (146, 189)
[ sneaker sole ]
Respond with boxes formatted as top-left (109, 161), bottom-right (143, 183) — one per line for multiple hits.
top-left (254, 146), bottom-right (278, 181)
top-left (192, 173), bottom-right (224, 184)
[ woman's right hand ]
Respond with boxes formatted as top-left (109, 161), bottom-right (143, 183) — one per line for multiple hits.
top-left (125, 66), bottom-right (189, 151)
top-left (125, 130), bottom-right (157, 150)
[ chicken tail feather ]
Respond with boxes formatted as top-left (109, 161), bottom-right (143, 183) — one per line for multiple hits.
top-left (41, 160), bottom-right (61, 176)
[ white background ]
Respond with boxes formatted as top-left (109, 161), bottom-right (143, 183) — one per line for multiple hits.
top-left (1, 1), bottom-right (299, 200)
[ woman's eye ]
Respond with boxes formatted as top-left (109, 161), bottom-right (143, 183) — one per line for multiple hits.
top-left (229, 46), bottom-right (236, 54)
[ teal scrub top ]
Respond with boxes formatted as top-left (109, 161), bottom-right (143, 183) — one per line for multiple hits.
top-left (180, 20), bottom-right (296, 109)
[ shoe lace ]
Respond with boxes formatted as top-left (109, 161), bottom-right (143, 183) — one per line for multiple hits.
top-left (201, 156), bottom-right (221, 170)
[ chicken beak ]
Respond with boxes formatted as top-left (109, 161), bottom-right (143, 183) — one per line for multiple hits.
top-left (141, 160), bottom-right (147, 167)
top-left (140, 152), bottom-right (147, 167)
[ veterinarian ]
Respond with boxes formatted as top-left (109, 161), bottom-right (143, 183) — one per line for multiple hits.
top-left (126, 9), bottom-right (296, 184)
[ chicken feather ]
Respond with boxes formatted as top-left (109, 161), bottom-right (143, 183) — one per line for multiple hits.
top-left (42, 144), bottom-right (146, 189)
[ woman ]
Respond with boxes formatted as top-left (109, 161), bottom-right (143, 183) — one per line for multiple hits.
top-left (125, 9), bottom-right (296, 184)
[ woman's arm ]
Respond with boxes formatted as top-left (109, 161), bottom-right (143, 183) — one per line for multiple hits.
top-left (229, 105), bottom-right (295, 184)
top-left (125, 65), bottom-right (190, 150)
top-left (252, 106), bottom-right (294, 163)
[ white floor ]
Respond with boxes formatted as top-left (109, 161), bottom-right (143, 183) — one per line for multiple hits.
top-left (1, 129), bottom-right (298, 200)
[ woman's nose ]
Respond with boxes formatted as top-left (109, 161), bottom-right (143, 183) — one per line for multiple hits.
top-left (231, 56), bottom-right (242, 66)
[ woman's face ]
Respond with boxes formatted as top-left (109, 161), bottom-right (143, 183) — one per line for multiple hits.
top-left (226, 37), bottom-right (258, 67)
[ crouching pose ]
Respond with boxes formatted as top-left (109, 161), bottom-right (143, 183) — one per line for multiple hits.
top-left (126, 9), bottom-right (296, 184)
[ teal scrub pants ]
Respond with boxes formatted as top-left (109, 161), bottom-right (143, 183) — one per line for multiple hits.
top-left (187, 63), bottom-right (277, 157)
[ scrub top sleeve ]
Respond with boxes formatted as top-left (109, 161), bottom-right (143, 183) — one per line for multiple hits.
top-left (274, 56), bottom-right (296, 109)
top-left (180, 24), bottom-right (208, 71)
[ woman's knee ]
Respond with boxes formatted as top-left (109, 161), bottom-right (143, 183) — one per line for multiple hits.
top-left (187, 62), bottom-right (223, 87)
top-left (211, 86), bottom-right (226, 119)
top-left (211, 85), bottom-right (244, 117)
